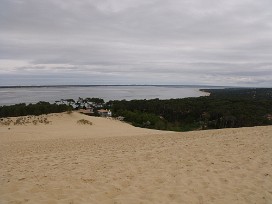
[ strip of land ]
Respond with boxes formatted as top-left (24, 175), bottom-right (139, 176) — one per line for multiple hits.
top-left (0, 112), bottom-right (271, 203)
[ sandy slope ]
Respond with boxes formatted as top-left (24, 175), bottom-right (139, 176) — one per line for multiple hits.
top-left (0, 112), bottom-right (165, 142)
top-left (0, 112), bottom-right (271, 204)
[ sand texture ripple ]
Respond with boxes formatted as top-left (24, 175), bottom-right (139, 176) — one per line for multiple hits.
top-left (0, 112), bottom-right (272, 203)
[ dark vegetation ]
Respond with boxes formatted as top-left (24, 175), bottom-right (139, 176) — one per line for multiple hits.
top-left (77, 119), bottom-right (93, 125)
top-left (108, 88), bottom-right (272, 131)
top-left (56, 97), bottom-right (104, 105)
top-left (0, 101), bottom-right (70, 118)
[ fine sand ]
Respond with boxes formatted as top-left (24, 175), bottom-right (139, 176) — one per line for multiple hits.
top-left (0, 112), bottom-right (271, 203)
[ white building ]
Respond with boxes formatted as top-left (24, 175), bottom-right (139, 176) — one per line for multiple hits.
top-left (98, 109), bottom-right (112, 117)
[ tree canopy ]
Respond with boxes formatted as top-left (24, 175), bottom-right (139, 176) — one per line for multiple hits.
top-left (0, 102), bottom-right (70, 118)
top-left (108, 88), bottom-right (272, 131)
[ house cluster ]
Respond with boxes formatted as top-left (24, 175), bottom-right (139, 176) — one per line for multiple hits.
top-left (55, 97), bottom-right (128, 120)
top-left (56, 98), bottom-right (103, 109)
top-left (55, 97), bottom-right (112, 117)
top-left (97, 109), bottom-right (112, 117)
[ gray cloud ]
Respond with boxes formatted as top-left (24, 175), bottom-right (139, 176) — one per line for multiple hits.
top-left (0, 0), bottom-right (272, 86)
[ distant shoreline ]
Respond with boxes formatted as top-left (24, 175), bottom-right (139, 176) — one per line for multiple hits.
top-left (0, 85), bottom-right (231, 89)
top-left (199, 89), bottom-right (211, 96)
top-left (2, 86), bottom-right (269, 107)
top-left (0, 86), bottom-right (212, 106)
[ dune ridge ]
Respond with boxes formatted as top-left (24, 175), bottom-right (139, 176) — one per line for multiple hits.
top-left (0, 112), bottom-right (271, 203)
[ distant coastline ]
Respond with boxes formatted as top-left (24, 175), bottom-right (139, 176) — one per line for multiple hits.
top-left (0, 85), bottom-right (211, 106)
top-left (0, 84), bottom-right (229, 89)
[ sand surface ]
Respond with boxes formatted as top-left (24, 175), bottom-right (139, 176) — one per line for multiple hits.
top-left (0, 112), bottom-right (271, 203)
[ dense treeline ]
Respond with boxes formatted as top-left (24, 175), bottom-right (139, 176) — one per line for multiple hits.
top-left (201, 88), bottom-right (272, 99)
top-left (0, 101), bottom-right (70, 118)
top-left (108, 88), bottom-right (272, 131)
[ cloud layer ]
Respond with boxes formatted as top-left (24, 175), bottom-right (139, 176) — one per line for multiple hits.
top-left (0, 0), bottom-right (272, 86)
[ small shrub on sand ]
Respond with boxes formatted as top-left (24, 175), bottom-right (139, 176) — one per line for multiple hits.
top-left (44, 118), bottom-right (50, 124)
top-left (77, 119), bottom-right (92, 125)
top-left (14, 117), bottom-right (24, 125)
top-left (0, 119), bottom-right (12, 126)
top-left (0, 115), bottom-right (52, 126)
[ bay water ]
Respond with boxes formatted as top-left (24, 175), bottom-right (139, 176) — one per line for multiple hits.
top-left (0, 85), bottom-right (213, 106)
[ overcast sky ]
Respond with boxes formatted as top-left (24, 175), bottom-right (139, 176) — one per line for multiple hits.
top-left (0, 0), bottom-right (272, 86)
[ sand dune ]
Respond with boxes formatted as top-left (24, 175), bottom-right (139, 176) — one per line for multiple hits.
top-left (0, 112), bottom-right (164, 142)
top-left (0, 112), bottom-right (272, 203)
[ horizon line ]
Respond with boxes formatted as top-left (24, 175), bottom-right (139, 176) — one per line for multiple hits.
top-left (0, 84), bottom-right (241, 88)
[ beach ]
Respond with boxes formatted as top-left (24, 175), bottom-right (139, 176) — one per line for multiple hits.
top-left (0, 112), bottom-right (271, 203)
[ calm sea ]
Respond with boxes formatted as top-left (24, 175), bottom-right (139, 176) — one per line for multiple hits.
top-left (0, 85), bottom-right (215, 106)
